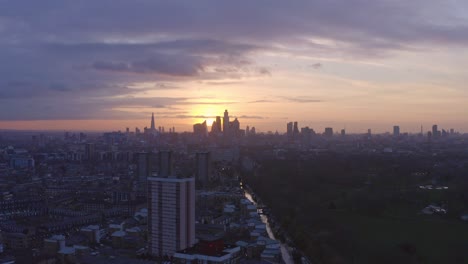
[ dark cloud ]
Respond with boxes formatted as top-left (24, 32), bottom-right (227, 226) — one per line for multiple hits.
top-left (93, 55), bottom-right (203, 76)
top-left (310, 63), bottom-right (323, 69)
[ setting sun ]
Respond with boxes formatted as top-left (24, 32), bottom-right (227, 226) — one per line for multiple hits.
top-left (190, 105), bottom-right (224, 127)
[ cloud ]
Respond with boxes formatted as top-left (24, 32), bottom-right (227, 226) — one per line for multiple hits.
top-left (1, 0), bottom-right (468, 121)
top-left (238, 115), bottom-right (266, 119)
top-left (310, 63), bottom-right (323, 69)
top-left (154, 83), bottom-right (181, 90)
top-left (248, 99), bottom-right (276, 103)
top-left (280, 96), bottom-right (322, 103)
top-left (93, 56), bottom-right (203, 76)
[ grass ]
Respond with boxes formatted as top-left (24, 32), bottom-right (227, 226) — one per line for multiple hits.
top-left (329, 210), bottom-right (468, 263)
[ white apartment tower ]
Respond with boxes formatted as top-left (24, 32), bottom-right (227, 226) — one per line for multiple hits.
top-left (148, 176), bottom-right (196, 257)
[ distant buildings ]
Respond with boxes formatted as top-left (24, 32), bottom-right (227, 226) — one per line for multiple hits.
top-left (324, 127), bottom-right (333, 137)
top-left (432, 124), bottom-right (440, 138)
top-left (211, 116), bottom-right (222, 134)
top-left (293, 122), bottom-right (299, 137)
top-left (195, 152), bottom-right (211, 186)
top-left (84, 143), bottom-right (95, 161)
top-left (137, 152), bottom-right (152, 192)
top-left (286, 121), bottom-right (300, 139)
top-left (192, 109), bottom-right (245, 141)
top-left (150, 113), bottom-right (156, 132)
top-left (286, 122), bottom-right (293, 138)
top-left (223, 110), bottom-right (230, 137)
top-left (393, 126), bottom-right (400, 137)
top-left (158, 151), bottom-right (173, 178)
top-left (193, 121), bottom-right (208, 137)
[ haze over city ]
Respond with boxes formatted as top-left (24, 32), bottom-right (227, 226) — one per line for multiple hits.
top-left (1, 1), bottom-right (468, 132)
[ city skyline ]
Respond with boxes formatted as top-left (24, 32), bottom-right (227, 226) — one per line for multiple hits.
top-left (2, 1), bottom-right (468, 132)
top-left (0, 110), bottom-right (461, 135)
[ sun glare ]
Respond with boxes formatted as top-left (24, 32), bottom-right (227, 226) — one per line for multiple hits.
top-left (191, 106), bottom-right (224, 127)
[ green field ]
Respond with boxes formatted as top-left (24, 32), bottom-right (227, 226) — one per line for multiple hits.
top-left (328, 211), bottom-right (468, 263)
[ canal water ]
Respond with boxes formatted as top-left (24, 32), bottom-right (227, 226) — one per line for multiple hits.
top-left (244, 188), bottom-right (294, 264)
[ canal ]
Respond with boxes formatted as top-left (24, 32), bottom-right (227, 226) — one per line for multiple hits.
top-left (243, 187), bottom-right (294, 264)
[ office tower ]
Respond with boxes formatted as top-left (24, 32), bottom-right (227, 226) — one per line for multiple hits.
top-left (324, 127), bottom-right (333, 137)
top-left (393, 126), bottom-right (400, 136)
top-left (85, 143), bottom-right (95, 161)
top-left (301, 127), bottom-right (313, 144)
top-left (246, 126), bottom-right (250, 136)
top-left (211, 116), bottom-right (222, 135)
top-left (293, 122), bottom-right (299, 137)
top-left (341, 129), bottom-right (346, 136)
top-left (158, 151), bottom-right (173, 178)
top-left (195, 152), bottom-right (211, 186)
top-left (442, 129), bottom-right (448, 137)
top-left (150, 113), bottom-right (156, 131)
top-left (432, 124), bottom-right (439, 137)
top-left (250, 127), bottom-right (256, 135)
top-left (211, 120), bottom-right (219, 134)
top-left (223, 110), bottom-right (230, 136)
top-left (450, 128), bottom-right (454, 135)
top-left (287, 122), bottom-right (293, 137)
top-left (193, 121), bottom-right (208, 137)
top-left (216, 116), bottom-right (222, 132)
top-left (230, 118), bottom-right (240, 137)
top-left (137, 152), bottom-right (152, 191)
top-left (148, 176), bottom-right (195, 257)
top-left (367, 129), bottom-right (372, 136)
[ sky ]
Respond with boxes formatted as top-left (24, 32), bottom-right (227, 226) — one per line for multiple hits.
top-left (1, 0), bottom-right (468, 133)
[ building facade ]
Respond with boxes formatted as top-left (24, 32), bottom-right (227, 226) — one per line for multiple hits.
top-left (148, 177), bottom-right (196, 257)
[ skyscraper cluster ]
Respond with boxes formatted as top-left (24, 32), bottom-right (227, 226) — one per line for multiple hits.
top-left (193, 109), bottom-right (255, 140)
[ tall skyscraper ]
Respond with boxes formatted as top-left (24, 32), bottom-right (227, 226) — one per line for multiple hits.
top-left (195, 152), bottom-right (211, 186)
top-left (432, 124), bottom-right (439, 138)
top-left (148, 176), bottom-right (196, 257)
top-left (223, 110), bottom-right (230, 137)
top-left (230, 118), bottom-right (240, 137)
top-left (393, 126), bottom-right (400, 136)
top-left (324, 127), bottom-right (333, 137)
top-left (293, 122), bottom-right (299, 137)
top-left (211, 116), bottom-right (222, 135)
top-left (150, 112), bottom-right (156, 131)
top-left (287, 122), bottom-right (293, 137)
